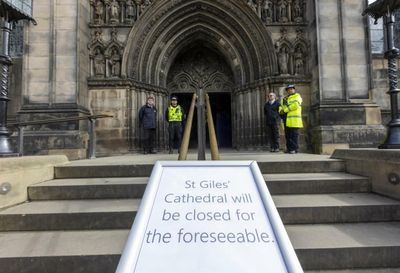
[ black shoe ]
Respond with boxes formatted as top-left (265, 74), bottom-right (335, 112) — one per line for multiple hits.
top-left (150, 150), bottom-right (157, 154)
top-left (143, 150), bottom-right (148, 155)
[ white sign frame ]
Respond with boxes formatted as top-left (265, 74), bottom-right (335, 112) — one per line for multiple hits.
top-left (116, 161), bottom-right (303, 273)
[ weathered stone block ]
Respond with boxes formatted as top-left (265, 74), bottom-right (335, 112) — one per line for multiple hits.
top-left (0, 156), bottom-right (69, 209)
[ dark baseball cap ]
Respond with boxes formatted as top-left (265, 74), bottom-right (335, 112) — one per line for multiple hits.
top-left (285, 84), bottom-right (295, 90)
top-left (171, 96), bottom-right (178, 100)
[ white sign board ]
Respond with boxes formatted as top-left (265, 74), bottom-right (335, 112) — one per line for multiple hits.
top-left (116, 161), bottom-right (303, 273)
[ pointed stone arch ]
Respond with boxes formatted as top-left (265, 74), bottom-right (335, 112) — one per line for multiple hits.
top-left (121, 0), bottom-right (278, 87)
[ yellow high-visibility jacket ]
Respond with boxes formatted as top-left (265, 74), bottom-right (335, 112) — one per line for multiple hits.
top-left (167, 105), bottom-right (183, 122)
top-left (279, 93), bottom-right (303, 128)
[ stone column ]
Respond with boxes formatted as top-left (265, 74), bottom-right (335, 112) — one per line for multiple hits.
top-left (0, 17), bottom-right (13, 155)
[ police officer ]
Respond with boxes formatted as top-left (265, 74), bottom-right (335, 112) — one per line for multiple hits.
top-left (279, 84), bottom-right (303, 154)
top-left (166, 96), bottom-right (184, 154)
top-left (139, 95), bottom-right (157, 154)
top-left (264, 92), bottom-right (281, 152)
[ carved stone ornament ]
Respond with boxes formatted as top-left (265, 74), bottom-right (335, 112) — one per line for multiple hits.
top-left (243, 0), bottom-right (306, 24)
top-left (109, 0), bottom-right (121, 24)
top-left (92, 0), bottom-right (105, 24)
top-left (88, 29), bottom-right (125, 78)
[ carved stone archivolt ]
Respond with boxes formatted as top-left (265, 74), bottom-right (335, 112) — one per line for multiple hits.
top-left (88, 29), bottom-right (125, 78)
top-left (89, 0), bottom-right (152, 26)
top-left (275, 28), bottom-right (308, 76)
top-left (245, 0), bottom-right (306, 25)
top-left (122, 0), bottom-right (279, 86)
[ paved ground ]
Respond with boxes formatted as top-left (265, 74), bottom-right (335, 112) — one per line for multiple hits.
top-left (66, 151), bottom-right (335, 166)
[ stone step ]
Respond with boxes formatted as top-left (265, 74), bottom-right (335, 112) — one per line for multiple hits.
top-left (0, 229), bottom-right (126, 273)
top-left (273, 193), bottom-right (400, 224)
top-left (0, 199), bottom-right (139, 231)
top-left (54, 159), bottom-right (345, 178)
top-left (287, 222), bottom-right (400, 270)
top-left (2, 193), bottom-right (399, 231)
top-left (0, 222), bottom-right (399, 272)
top-left (28, 177), bottom-right (148, 200)
top-left (28, 173), bottom-right (369, 201)
top-left (265, 173), bottom-right (370, 194)
top-left (257, 160), bottom-right (345, 174)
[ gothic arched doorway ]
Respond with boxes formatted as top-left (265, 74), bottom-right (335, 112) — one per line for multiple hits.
top-left (120, 0), bottom-right (279, 152)
top-left (167, 44), bottom-right (234, 148)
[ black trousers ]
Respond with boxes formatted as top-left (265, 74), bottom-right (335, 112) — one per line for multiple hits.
top-left (286, 127), bottom-right (299, 152)
top-left (266, 123), bottom-right (280, 149)
top-left (142, 128), bottom-right (156, 152)
top-left (168, 122), bottom-right (182, 150)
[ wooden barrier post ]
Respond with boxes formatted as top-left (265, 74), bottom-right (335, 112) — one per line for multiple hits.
top-left (205, 94), bottom-right (220, 160)
top-left (178, 93), bottom-right (197, 160)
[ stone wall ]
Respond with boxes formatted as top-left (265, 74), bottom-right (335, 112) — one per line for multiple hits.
top-left (16, 0), bottom-right (91, 159)
top-left (310, 0), bottom-right (386, 154)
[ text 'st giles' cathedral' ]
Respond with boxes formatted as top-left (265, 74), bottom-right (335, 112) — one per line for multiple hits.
top-left (5, 0), bottom-right (396, 158)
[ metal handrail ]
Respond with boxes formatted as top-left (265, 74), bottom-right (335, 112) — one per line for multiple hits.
top-left (8, 114), bottom-right (113, 159)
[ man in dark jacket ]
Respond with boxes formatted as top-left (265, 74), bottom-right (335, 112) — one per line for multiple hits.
top-left (264, 92), bottom-right (281, 152)
top-left (139, 95), bottom-right (157, 154)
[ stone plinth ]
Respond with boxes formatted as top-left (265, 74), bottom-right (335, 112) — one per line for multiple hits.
top-left (0, 155), bottom-right (69, 209)
top-left (332, 149), bottom-right (400, 200)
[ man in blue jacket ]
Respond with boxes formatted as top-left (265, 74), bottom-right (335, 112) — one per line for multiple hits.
top-left (139, 95), bottom-right (157, 154)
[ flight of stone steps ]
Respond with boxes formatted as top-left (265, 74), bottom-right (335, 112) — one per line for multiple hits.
top-left (0, 157), bottom-right (400, 273)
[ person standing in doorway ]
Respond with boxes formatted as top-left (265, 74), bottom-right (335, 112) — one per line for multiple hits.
top-left (139, 95), bottom-right (157, 154)
top-left (279, 84), bottom-right (303, 154)
top-left (264, 92), bottom-right (281, 152)
top-left (166, 96), bottom-right (185, 154)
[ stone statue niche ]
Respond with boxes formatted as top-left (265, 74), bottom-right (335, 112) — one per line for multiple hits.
top-left (125, 0), bottom-right (137, 24)
top-left (108, 47), bottom-right (122, 77)
top-left (93, 47), bottom-right (106, 77)
top-left (277, 45), bottom-right (290, 75)
top-left (109, 0), bottom-right (121, 24)
top-left (277, 0), bottom-right (289, 23)
top-left (294, 45), bottom-right (306, 75)
top-left (293, 0), bottom-right (304, 23)
top-left (261, 0), bottom-right (273, 23)
top-left (93, 0), bottom-right (105, 25)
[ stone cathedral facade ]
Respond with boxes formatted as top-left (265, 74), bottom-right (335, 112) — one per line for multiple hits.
top-left (6, 0), bottom-right (392, 158)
